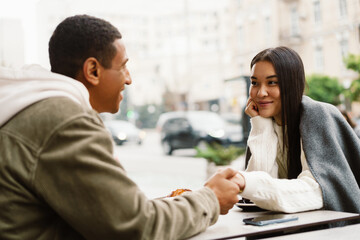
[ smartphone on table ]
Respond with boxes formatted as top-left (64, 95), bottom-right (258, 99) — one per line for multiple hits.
top-left (243, 214), bottom-right (298, 226)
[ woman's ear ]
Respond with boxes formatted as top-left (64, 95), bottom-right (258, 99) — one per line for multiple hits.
top-left (82, 57), bottom-right (101, 86)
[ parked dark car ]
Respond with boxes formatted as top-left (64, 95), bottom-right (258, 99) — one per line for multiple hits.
top-left (103, 120), bottom-right (146, 145)
top-left (157, 111), bottom-right (243, 155)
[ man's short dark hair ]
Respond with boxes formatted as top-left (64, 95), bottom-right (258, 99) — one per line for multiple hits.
top-left (49, 14), bottom-right (122, 78)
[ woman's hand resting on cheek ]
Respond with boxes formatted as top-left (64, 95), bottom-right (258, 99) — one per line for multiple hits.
top-left (245, 97), bottom-right (260, 118)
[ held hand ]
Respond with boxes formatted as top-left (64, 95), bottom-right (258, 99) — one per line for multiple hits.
top-left (245, 97), bottom-right (259, 118)
top-left (204, 168), bottom-right (241, 214)
top-left (229, 172), bottom-right (245, 193)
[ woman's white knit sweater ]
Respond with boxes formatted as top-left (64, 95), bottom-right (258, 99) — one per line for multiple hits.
top-left (240, 116), bottom-right (323, 213)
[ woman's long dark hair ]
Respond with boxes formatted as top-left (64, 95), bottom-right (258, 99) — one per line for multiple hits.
top-left (250, 46), bottom-right (305, 179)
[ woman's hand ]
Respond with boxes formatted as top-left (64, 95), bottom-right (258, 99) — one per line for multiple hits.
top-left (204, 168), bottom-right (242, 214)
top-left (245, 97), bottom-right (259, 117)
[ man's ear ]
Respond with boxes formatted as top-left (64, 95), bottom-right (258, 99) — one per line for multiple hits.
top-left (82, 57), bottom-right (101, 86)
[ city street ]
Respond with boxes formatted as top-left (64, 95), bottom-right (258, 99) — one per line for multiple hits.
top-left (113, 129), bottom-right (245, 199)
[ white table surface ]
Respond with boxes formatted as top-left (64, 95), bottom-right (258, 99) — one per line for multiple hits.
top-left (264, 223), bottom-right (360, 240)
top-left (188, 207), bottom-right (360, 240)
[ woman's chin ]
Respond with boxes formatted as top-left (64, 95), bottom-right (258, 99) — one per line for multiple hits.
top-left (259, 112), bottom-right (274, 119)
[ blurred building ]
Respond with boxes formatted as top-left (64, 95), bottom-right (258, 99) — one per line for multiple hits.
top-left (0, 18), bottom-right (25, 67)
top-left (233, 0), bottom-right (360, 77)
top-left (225, 0), bottom-right (360, 115)
top-left (34, 0), bottom-right (237, 111)
top-left (278, 0), bottom-right (359, 87)
top-left (36, 0), bottom-right (72, 70)
top-left (2, 0), bottom-right (360, 115)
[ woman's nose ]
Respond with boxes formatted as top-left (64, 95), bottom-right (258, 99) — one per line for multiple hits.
top-left (257, 85), bottom-right (268, 97)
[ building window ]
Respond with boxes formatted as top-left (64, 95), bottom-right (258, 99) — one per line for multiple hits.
top-left (340, 39), bottom-right (349, 58)
top-left (290, 7), bottom-right (300, 36)
top-left (239, 63), bottom-right (244, 75)
top-left (238, 26), bottom-right (244, 50)
top-left (340, 39), bottom-right (349, 70)
top-left (264, 16), bottom-right (272, 38)
top-left (339, 0), bottom-right (348, 18)
top-left (313, 0), bottom-right (322, 24)
top-left (314, 46), bottom-right (324, 72)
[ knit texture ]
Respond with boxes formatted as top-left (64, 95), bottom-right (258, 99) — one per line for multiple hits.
top-left (243, 115), bottom-right (322, 213)
top-left (300, 96), bottom-right (360, 213)
top-left (244, 96), bottom-right (360, 214)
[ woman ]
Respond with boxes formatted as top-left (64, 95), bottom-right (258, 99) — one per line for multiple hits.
top-left (236, 46), bottom-right (360, 214)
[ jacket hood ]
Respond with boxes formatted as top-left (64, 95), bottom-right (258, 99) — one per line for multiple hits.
top-left (0, 64), bottom-right (91, 127)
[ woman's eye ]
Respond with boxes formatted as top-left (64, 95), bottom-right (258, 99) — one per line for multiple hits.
top-left (251, 81), bottom-right (257, 86)
top-left (269, 81), bottom-right (278, 85)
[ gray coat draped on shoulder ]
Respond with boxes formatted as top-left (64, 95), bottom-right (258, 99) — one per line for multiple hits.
top-left (245, 96), bottom-right (360, 213)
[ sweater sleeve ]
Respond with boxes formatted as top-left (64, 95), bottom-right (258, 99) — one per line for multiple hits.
top-left (33, 114), bottom-right (219, 240)
top-left (246, 116), bottom-right (278, 177)
top-left (242, 137), bottom-right (323, 213)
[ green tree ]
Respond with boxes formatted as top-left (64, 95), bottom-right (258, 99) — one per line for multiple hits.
top-left (344, 54), bottom-right (360, 101)
top-left (305, 74), bottom-right (343, 105)
top-left (344, 54), bottom-right (360, 73)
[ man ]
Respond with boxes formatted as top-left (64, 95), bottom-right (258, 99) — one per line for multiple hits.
top-left (0, 15), bottom-right (245, 239)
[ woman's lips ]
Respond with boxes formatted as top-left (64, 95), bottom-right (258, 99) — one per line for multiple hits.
top-left (258, 101), bottom-right (273, 107)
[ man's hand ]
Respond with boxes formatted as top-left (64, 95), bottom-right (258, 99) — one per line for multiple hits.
top-left (230, 172), bottom-right (246, 193)
top-left (204, 168), bottom-right (242, 214)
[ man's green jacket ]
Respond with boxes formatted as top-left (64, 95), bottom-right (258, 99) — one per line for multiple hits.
top-left (0, 97), bottom-right (219, 240)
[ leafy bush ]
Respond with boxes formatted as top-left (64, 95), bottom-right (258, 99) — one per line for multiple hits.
top-left (195, 143), bottom-right (245, 166)
top-left (346, 79), bottom-right (360, 101)
top-left (344, 54), bottom-right (360, 101)
top-left (305, 74), bottom-right (343, 105)
top-left (344, 54), bottom-right (360, 73)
